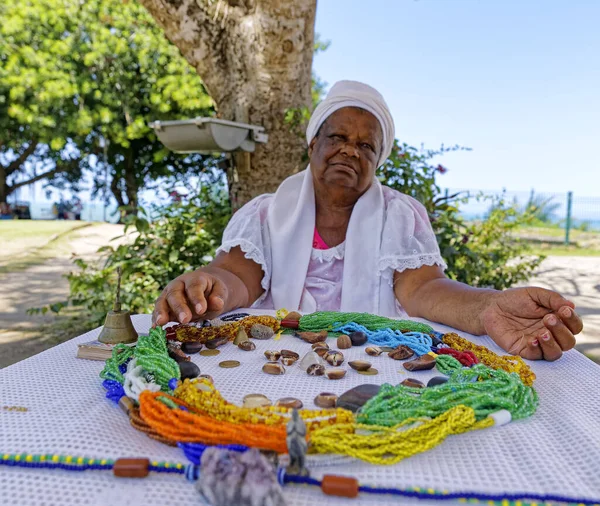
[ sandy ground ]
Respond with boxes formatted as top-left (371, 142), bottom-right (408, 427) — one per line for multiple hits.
top-left (0, 224), bottom-right (125, 368)
top-left (0, 229), bottom-right (598, 367)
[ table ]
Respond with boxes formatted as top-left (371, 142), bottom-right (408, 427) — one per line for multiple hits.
top-left (1, 311), bottom-right (600, 506)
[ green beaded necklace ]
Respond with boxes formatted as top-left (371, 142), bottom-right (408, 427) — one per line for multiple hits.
top-left (298, 311), bottom-right (434, 334)
top-left (358, 364), bottom-right (538, 426)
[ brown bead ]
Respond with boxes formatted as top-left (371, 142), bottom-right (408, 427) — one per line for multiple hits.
top-left (264, 350), bottom-right (281, 361)
top-left (314, 347), bottom-right (329, 358)
top-left (238, 341), bottom-right (256, 351)
top-left (403, 353), bottom-right (436, 371)
top-left (113, 458), bottom-right (150, 478)
top-left (205, 335), bottom-right (229, 349)
top-left (314, 392), bottom-right (338, 408)
top-left (275, 397), bottom-right (303, 409)
top-left (348, 360), bottom-right (371, 371)
top-left (263, 362), bottom-right (286, 375)
top-left (281, 356), bottom-right (298, 366)
top-left (388, 345), bottom-right (414, 360)
top-left (365, 346), bottom-right (382, 356)
top-left (296, 330), bottom-right (328, 344)
top-left (118, 396), bottom-right (136, 416)
top-left (325, 368), bottom-right (346, 380)
top-left (307, 363), bottom-right (325, 376)
top-left (337, 334), bottom-right (352, 349)
top-left (312, 342), bottom-right (329, 351)
top-left (285, 311), bottom-right (302, 322)
top-left (325, 350), bottom-right (344, 366)
top-left (401, 378), bottom-right (425, 388)
top-left (321, 474), bottom-right (359, 498)
top-left (281, 349), bottom-right (299, 360)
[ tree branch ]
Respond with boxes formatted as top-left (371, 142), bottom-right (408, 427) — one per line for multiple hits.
top-left (6, 141), bottom-right (39, 176)
top-left (10, 167), bottom-right (59, 191)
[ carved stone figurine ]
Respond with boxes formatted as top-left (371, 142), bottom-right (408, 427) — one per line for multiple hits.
top-left (286, 408), bottom-right (309, 476)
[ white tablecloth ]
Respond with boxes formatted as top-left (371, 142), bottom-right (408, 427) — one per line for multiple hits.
top-left (1, 312), bottom-right (600, 506)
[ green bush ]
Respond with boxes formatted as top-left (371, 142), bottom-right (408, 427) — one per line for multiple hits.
top-left (66, 186), bottom-right (230, 327)
top-left (378, 141), bottom-right (544, 289)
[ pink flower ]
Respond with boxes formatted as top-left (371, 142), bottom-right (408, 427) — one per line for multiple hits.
top-left (436, 164), bottom-right (448, 174)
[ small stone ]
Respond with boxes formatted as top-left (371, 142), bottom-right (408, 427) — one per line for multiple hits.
top-left (357, 368), bottom-right (379, 376)
top-left (281, 356), bottom-right (298, 366)
top-left (264, 350), bottom-right (281, 361)
top-left (401, 378), bottom-right (425, 388)
top-left (218, 360), bottom-right (241, 369)
top-left (205, 335), bottom-right (229, 349)
top-left (427, 376), bottom-right (449, 387)
top-left (199, 349), bottom-right (221, 357)
top-left (179, 361), bottom-right (200, 380)
top-left (325, 368), bottom-right (346, 380)
top-left (349, 331), bottom-right (368, 346)
top-left (281, 350), bottom-right (299, 360)
top-left (285, 311), bottom-right (302, 322)
top-left (118, 396), bottom-right (136, 416)
top-left (307, 363), bottom-right (325, 376)
top-left (168, 347), bottom-right (191, 363)
top-left (296, 330), bottom-right (328, 344)
top-left (250, 323), bottom-right (275, 340)
top-left (314, 346), bottom-right (329, 358)
top-left (365, 346), bottom-right (382, 356)
top-left (238, 341), bottom-right (256, 351)
top-left (336, 384), bottom-right (381, 412)
top-left (199, 374), bottom-right (213, 384)
top-left (263, 362), bottom-right (286, 375)
top-left (298, 351), bottom-right (323, 371)
top-left (312, 342), bottom-right (329, 351)
top-left (233, 328), bottom-right (249, 345)
top-left (348, 360), bottom-right (372, 371)
top-left (181, 342), bottom-right (204, 354)
top-left (325, 350), bottom-right (344, 366)
top-left (388, 345), bottom-right (415, 360)
top-left (243, 393), bottom-right (272, 409)
top-left (403, 354), bottom-right (436, 371)
top-left (337, 335), bottom-right (352, 349)
top-left (275, 397), bottom-right (303, 409)
top-left (431, 334), bottom-right (443, 347)
top-left (314, 392), bottom-right (338, 408)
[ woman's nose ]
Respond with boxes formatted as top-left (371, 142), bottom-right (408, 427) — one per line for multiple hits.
top-left (340, 142), bottom-right (359, 158)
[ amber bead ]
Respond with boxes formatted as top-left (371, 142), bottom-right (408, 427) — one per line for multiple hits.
top-left (321, 475), bottom-right (359, 498)
top-left (113, 458), bottom-right (150, 478)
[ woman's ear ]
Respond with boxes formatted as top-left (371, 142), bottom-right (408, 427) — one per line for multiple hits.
top-left (308, 136), bottom-right (317, 157)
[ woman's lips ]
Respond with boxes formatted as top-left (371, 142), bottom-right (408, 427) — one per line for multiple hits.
top-left (328, 162), bottom-right (357, 174)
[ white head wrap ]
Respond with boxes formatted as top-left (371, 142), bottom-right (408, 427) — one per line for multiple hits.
top-left (305, 80), bottom-right (395, 167)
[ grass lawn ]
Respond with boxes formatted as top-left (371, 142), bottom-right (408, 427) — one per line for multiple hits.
top-left (515, 224), bottom-right (600, 256)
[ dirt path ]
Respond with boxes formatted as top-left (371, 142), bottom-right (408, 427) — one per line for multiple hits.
top-left (0, 224), bottom-right (125, 368)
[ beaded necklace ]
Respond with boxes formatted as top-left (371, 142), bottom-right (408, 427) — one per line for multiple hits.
top-left (3, 452), bottom-right (598, 506)
top-left (358, 363), bottom-right (538, 426)
top-left (443, 332), bottom-right (536, 386)
top-left (332, 322), bottom-right (433, 354)
top-left (174, 378), bottom-right (354, 430)
top-left (295, 311), bottom-right (434, 334)
top-left (166, 315), bottom-right (280, 343)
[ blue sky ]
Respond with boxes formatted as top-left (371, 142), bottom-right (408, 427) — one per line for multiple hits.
top-left (313, 0), bottom-right (600, 196)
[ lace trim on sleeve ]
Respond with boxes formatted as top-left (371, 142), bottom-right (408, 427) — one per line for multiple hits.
top-left (378, 253), bottom-right (448, 287)
top-left (216, 239), bottom-right (271, 306)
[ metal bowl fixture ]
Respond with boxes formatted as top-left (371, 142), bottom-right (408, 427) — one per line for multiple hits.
top-left (149, 117), bottom-right (269, 154)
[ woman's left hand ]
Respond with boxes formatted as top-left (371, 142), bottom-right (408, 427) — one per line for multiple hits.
top-left (480, 287), bottom-right (583, 361)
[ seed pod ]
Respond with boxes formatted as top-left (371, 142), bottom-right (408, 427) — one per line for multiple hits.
top-left (312, 342), bottom-right (329, 351)
top-left (263, 362), bottom-right (286, 375)
top-left (365, 346), bottom-right (382, 356)
top-left (307, 363), bottom-right (325, 376)
top-left (238, 341), bottom-right (256, 351)
top-left (264, 350), bottom-right (281, 361)
top-left (275, 397), bottom-right (303, 409)
top-left (401, 378), bottom-right (425, 388)
top-left (326, 368), bottom-right (346, 380)
top-left (349, 331), bottom-right (368, 346)
top-left (314, 347), bottom-right (329, 358)
top-left (388, 345), bottom-right (414, 360)
top-left (314, 392), bottom-right (338, 408)
top-left (280, 350), bottom-right (300, 360)
top-left (243, 393), bottom-right (271, 408)
top-left (281, 356), bottom-right (298, 366)
top-left (337, 334), bottom-right (352, 349)
top-left (325, 350), bottom-right (344, 366)
top-left (348, 360), bottom-right (372, 371)
top-left (205, 335), bottom-right (229, 349)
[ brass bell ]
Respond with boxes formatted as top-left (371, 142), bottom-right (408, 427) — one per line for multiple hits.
top-left (98, 267), bottom-right (138, 344)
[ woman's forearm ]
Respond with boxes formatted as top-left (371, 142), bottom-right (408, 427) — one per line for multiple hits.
top-left (399, 276), bottom-right (497, 335)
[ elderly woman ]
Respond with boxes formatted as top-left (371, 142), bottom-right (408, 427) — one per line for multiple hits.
top-left (154, 81), bottom-right (582, 361)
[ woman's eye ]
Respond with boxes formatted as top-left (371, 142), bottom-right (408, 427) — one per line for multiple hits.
top-left (361, 143), bottom-right (374, 152)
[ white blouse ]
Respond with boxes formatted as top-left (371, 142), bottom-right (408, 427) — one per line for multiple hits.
top-left (217, 185), bottom-right (446, 315)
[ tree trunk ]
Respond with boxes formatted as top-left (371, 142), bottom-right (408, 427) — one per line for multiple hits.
top-left (0, 164), bottom-right (7, 204)
top-left (137, 0), bottom-right (316, 211)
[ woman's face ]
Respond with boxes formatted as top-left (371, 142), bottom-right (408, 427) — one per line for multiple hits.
top-left (308, 107), bottom-right (383, 196)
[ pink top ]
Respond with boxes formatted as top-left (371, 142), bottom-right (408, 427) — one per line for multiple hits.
top-left (312, 228), bottom-right (330, 250)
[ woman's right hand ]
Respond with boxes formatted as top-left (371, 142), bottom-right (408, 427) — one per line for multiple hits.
top-left (152, 269), bottom-right (229, 327)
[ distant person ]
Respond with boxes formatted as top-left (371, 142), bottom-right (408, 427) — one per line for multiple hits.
top-left (153, 80), bottom-right (582, 362)
top-left (73, 199), bottom-right (83, 220)
top-left (0, 202), bottom-right (11, 219)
